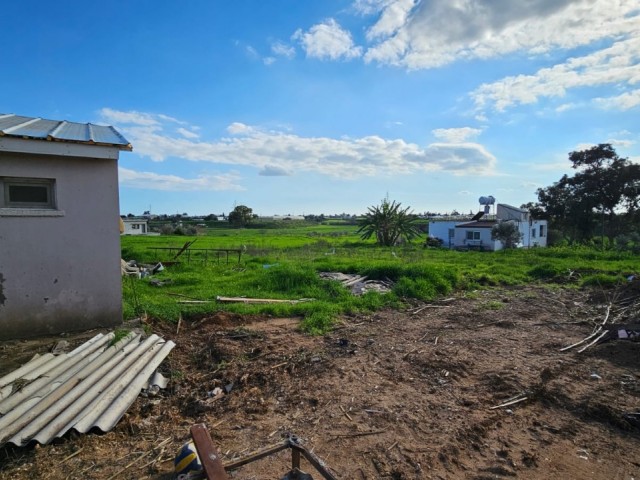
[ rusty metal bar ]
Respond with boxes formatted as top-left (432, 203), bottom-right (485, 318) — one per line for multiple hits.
top-left (223, 442), bottom-right (290, 470)
top-left (190, 424), bottom-right (229, 480)
top-left (291, 444), bottom-right (338, 480)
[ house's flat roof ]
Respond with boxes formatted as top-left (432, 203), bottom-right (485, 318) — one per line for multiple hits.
top-left (456, 220), bottom-right (498, 228)
top-left (0, 113), bottom-right (131, 150)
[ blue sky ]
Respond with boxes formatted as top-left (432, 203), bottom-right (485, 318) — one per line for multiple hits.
top-left (1, 0), bottom-right (638, 216)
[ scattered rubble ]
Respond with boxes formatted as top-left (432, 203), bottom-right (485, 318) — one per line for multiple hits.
top-left (319, 272), bottom-right (393, 295)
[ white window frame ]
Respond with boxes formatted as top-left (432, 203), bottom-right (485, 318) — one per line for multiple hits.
top-left (466, 230), bottom-right (481, 240)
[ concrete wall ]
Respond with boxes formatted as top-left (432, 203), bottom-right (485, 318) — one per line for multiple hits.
top-left (0, 152), bottom-right (122, 339)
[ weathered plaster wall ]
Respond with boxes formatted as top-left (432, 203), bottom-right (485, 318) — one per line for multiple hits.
top-left (0, 152), bottom-right (122, 339)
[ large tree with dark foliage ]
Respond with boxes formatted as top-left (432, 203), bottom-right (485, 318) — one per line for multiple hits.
top-left (530, 144), bottom-right (640, 243)
top-left (228, 205), bottom-right (254, 227)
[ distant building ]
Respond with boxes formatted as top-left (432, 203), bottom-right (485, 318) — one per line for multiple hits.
top-left (428, 204), bottom-right (547, 251)
top-left (121, 217), bottom-right (149, 235)
top-left (0, 113), bottom-right (131, 339)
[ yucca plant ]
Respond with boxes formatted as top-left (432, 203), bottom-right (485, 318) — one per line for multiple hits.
top-left (357, 198), bottom-right (422, 246)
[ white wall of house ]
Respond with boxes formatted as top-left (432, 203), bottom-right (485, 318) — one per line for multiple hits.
top-left (427, 221), bottom-right (459, 247)
top-left (0, 147), bottom-right (123, 339)
top-left (454, 226), bottom-right (498, 251)
top-left (518, 220), bottom-right (548, 248)
top-left (122, 218), bottom-right (148, 235)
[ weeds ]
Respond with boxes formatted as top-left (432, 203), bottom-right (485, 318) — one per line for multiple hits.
top-left (122, 229), bottom-right (638, 334)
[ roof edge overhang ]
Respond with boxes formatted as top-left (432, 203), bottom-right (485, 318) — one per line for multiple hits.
top-left (0, 136), bottom-right (122, 160)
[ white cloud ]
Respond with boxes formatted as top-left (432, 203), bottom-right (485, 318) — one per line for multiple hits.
top-left (471, 37), bottom-right (640, 111)
top-left (272, 41), bottom-right (296, 58)
top-left (555, 103), bottom-right (578, 113)
top-left (366, 0), bottom-right (416, 41)
top-left (103, 108), bottom-right (497, 178)
top-left (259, 165), bottom-right (291, 176)
top-left (226, 122), bottom-right (254, 135)
top-left (118, 167), bottom-right (244, 192)
top-left (177, 127), bottom-right (199, 139)
top-left (245, 45), bottom-right (259, 59)
top-left (594, 89), bottom-right (640, 111)
top-left (606, 138), bottom-right (636, 148)
top-left (432, 127), bottom-right (482, 143)
top-left (352, 0), bottom-right (390, 15)
top-left (99, 108), bottom-right (159, 126)
top-left (362, 0), bottom-right (640, 69)
top-left (263, 57), bottom-right (276, 66)
top-left (293, 19), bottom-right (362, 60)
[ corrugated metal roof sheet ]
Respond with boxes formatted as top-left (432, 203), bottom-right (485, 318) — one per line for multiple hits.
top-left (0, 332), bottom-right (174, 447)
top-left (0, 113), bottom-right (132, 150)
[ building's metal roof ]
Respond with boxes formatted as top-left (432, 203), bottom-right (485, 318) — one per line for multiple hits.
top-left (0, 332), bottom-right (174, 447)
top-left (0, 113), bottom-right (132, 150)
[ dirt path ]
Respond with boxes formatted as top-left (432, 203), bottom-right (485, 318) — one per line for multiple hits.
top-left (1, 285), bottom-right (639, 479)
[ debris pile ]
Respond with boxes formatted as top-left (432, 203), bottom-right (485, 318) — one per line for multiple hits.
top-left (319, 272), bottom-right (393, 295)
top-left (0, 332), bottom-right (174, 447)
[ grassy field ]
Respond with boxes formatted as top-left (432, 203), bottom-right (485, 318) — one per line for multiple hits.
top-left (121, 224), bottom-right (638, 333)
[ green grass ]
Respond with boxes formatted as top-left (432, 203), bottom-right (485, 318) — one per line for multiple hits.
top-left (121, 227), bottom-right (639, 334)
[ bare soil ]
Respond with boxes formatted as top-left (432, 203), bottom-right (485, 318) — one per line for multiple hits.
top-left (1, 285), bottom-right (639, 479)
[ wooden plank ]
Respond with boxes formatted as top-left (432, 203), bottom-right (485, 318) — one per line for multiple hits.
top-left (190, 424), bottom-right (229, 480)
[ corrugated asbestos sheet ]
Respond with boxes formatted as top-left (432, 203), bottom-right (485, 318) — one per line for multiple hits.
top-left (0, 332), bottom-right (175, 447)
top-left (0, 113), bottom-right (132, 150)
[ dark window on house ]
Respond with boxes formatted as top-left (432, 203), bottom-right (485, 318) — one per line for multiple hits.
top-left (531, 228), bottom-right (536, 238)
top-left (466, 231), bottom-right (480, 240)
top-left (540, 225), bottom-right (546, 237)
top-left (2, 178), bottom-right (56, 209)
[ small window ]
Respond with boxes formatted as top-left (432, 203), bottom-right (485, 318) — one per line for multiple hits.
top-left (2, 177), bottom-right (56, 209)
top-left (466, 231), bottom-right (480, 240)
top-left (132, 224), bottom-right (140, 229)
top-left (540, 225), bottom-right (546, 237)
top-left (531, 228), bottom-right (536, 238)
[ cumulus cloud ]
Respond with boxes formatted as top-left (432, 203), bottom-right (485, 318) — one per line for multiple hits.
top-left (118, 167), bottom-right (244, 191)
top-left (432, 127), bottom-right (482, 143)
top-left (362, 0), bottom-right (639, 69)
top-left (102, 108), bottom-right (497, 178)
top-left (293, 19), bottom-right (363, 60)
top-left (471, 37), bottom-right (640, 111)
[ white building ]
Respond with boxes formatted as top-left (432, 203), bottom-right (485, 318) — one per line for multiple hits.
top-left (121, 217), bottom-right (149, 235)
top-left (428, 204), bottom-right (547, 251)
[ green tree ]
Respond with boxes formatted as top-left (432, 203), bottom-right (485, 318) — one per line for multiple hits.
top-left (228, 205), bottom-right (253, 227)
top-left (533, 144), bottom-right (640, 243)
top-left (491, 221), bottom-right (522, 249)
top-left (357, 198), bottom-right (422, 246)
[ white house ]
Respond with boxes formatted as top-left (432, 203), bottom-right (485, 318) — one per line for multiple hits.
top-left (428, 204), bottom-right (548, 251)
top-left (122, 217), bottom-right (149, 235)
top-left (0, 113), bottom-right (131, 339)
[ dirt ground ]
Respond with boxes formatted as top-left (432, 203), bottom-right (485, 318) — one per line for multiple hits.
top-left (0, 285), bottom-right (639, 479)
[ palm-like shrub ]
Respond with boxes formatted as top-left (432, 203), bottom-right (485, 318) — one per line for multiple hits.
top-left (357, 198), bottom-right (422, 246)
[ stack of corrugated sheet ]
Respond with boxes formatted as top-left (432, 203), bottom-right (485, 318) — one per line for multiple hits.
top-left (0, 332), bottom-right (175, 447)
